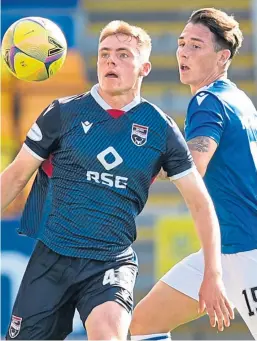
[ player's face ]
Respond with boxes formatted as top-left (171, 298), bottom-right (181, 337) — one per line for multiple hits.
top-left (176, 23), bottom-right (223, 92)
top-left (97, 34), bottom-right (150, 95)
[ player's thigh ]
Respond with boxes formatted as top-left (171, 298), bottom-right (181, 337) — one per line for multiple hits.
top-left (222, 250), bottom-right (257, 340)
top-left (130, 281), bottom-right (202, 334)
top-left (131, 250), bottom-right (204, 334)
top-left (6, 241), bottom-right (76, 340)
top-left (86, 301), bottom-right (131, 340)
top-left (77, 256), bottom-right (138, 339)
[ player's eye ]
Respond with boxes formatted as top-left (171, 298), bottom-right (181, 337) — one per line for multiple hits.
top-left (119, 53), bottom-right (129, 58)
top-left (193, 45), bottom-right (200, 49)
top-left (101, 53), bottom-right (109, 58)
top-left (178, 43), bottom-right (185, 47)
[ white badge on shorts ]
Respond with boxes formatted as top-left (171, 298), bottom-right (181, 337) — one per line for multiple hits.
top-left (9, 315), bottom-right (22, 339)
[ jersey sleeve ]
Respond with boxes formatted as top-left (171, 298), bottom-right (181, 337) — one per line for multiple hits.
top-left (24, 100), bottom-right (61, 160)
top-left (162, 118), bottom-right (195, 180)
top-left (185, 92), bottom-right (226, 144)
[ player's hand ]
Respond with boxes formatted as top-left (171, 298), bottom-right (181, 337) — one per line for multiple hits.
top-left (198, 272), bottom-right (234, 332)
top-left (157, 168), bottom-right (168, 180)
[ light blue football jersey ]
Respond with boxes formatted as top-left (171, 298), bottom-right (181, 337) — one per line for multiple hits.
top-left (185, 79), bottom-right (257, 254)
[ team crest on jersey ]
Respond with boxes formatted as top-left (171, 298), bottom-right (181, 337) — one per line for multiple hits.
top-left (131, 123), bottom-right (148, 146)
top-left (9, 315), bottom-right (22, 338)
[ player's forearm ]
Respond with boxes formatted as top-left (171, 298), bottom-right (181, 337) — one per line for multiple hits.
top-left (188, 195), bottom-right (222, 275)
top-left (1, 163), bottom-right (29, 213)
top-left (174, 171), bottom-right (222, 274)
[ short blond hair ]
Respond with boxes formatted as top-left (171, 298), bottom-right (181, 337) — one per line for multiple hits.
top-left (99, 20), bottom-right (152, 61)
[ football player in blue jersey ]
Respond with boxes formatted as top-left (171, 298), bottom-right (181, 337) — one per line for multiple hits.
top-left (1, 20), bottom-right (232, 340)
top-left (130, 8), bottom-right (257, 341)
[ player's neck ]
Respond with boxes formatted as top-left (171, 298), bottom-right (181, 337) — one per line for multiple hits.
top-left (190, 71), bottom-right (228, 95)
top-left (98, 86), bottom-right (140, 109)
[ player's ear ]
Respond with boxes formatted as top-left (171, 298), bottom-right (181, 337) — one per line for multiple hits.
top-left (218, 49), bottom-right (231, 66)
top-left (140, 61), bottom-right (151, 77)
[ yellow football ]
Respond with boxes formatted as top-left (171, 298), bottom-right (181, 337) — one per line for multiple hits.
top-left (1, 17), bottom-right (67, 81)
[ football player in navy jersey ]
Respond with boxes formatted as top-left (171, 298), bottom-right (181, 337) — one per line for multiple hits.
top-left (130, 8), bottom-right (257, 341)
top-left (2, 20), bottom-right (232, 340)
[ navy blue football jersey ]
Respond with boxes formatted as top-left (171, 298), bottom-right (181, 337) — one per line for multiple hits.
top-left (185, 79), bottom-right (257, 254)
top-left (19, 84), bottom-right (194, 260)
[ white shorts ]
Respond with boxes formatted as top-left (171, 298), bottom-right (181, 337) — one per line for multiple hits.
top-left (161, 249), bottom-right (257, 340)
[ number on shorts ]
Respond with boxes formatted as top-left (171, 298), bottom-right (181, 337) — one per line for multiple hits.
top-left (242, 287), bottom-right (257, 316)
top-left (103, 268), bottom-right (115, 285)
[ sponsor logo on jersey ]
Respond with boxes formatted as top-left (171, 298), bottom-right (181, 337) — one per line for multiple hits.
top-left (87, 147), bottom-right (128, 188)
top-left (86, 171), bottom-right (128, 189)
top-left (131, 123), bottom-right (148, 146)
top-left (9, 315), bottom-right (22, 338)
top-left (97, 147), bottom-right (123, 170)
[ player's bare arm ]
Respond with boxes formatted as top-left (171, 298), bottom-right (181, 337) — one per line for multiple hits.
top-left (158, 136), bottom-right (217, 179)
top-left (1, 146), bottom-right (43, 213)
top-left (187, 136), bottom-right (218, 176)
top-left (173, 170), bottom-right (234, 331)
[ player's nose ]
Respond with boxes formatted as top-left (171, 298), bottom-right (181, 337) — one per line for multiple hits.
top-left (177, 46), bottom-right (189, 60)
top-left (107, 54), bottom-right (117, 65)
top-left (178, 50), bottom-right (189, 60)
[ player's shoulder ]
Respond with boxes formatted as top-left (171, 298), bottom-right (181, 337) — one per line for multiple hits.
top-left (46, 92), bottom-right (92, 119)
top-left (141, 98), bottom-right (177, 128)
top-left (187, 88), bottom-right (226, 123)
top-left (188, 79), bottom-right (239, 114)
top-left (57, 91), bottom-right (91, 107)
top-left (188, 89), bottom-right (224, 114)
top-left (39, 92), bottom-right (91, 122)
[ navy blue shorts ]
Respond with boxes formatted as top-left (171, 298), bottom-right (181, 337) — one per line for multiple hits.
top-left (6, 241), bottom-right (138, 340)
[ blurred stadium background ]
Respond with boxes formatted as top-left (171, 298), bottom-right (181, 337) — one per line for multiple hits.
top-left (1, 0), bottom-right (257, 339)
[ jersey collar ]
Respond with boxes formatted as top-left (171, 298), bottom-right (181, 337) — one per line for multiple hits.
top-left (196, 77), bottom-right (230, 93)
top-left (90, 84), bottom-right (141, 112)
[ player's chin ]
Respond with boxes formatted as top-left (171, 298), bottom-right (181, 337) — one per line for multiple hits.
top-left (179, 74), bottom-right (191, 85)
top-left (103, 84), bottom-right (123, 95)
top-left (103, 78), bottom-right (119, 88)
top-left (102, 80), bottom-right (118, 89)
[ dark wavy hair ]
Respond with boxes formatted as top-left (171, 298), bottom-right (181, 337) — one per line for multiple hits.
top-left (188, 8), bottom-right (243, 59)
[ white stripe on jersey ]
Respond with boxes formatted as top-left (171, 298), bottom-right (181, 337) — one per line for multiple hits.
top-left (169, 166), bottom-right (196, 181)
top-left (22, 143), bottom-right (45, 161)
